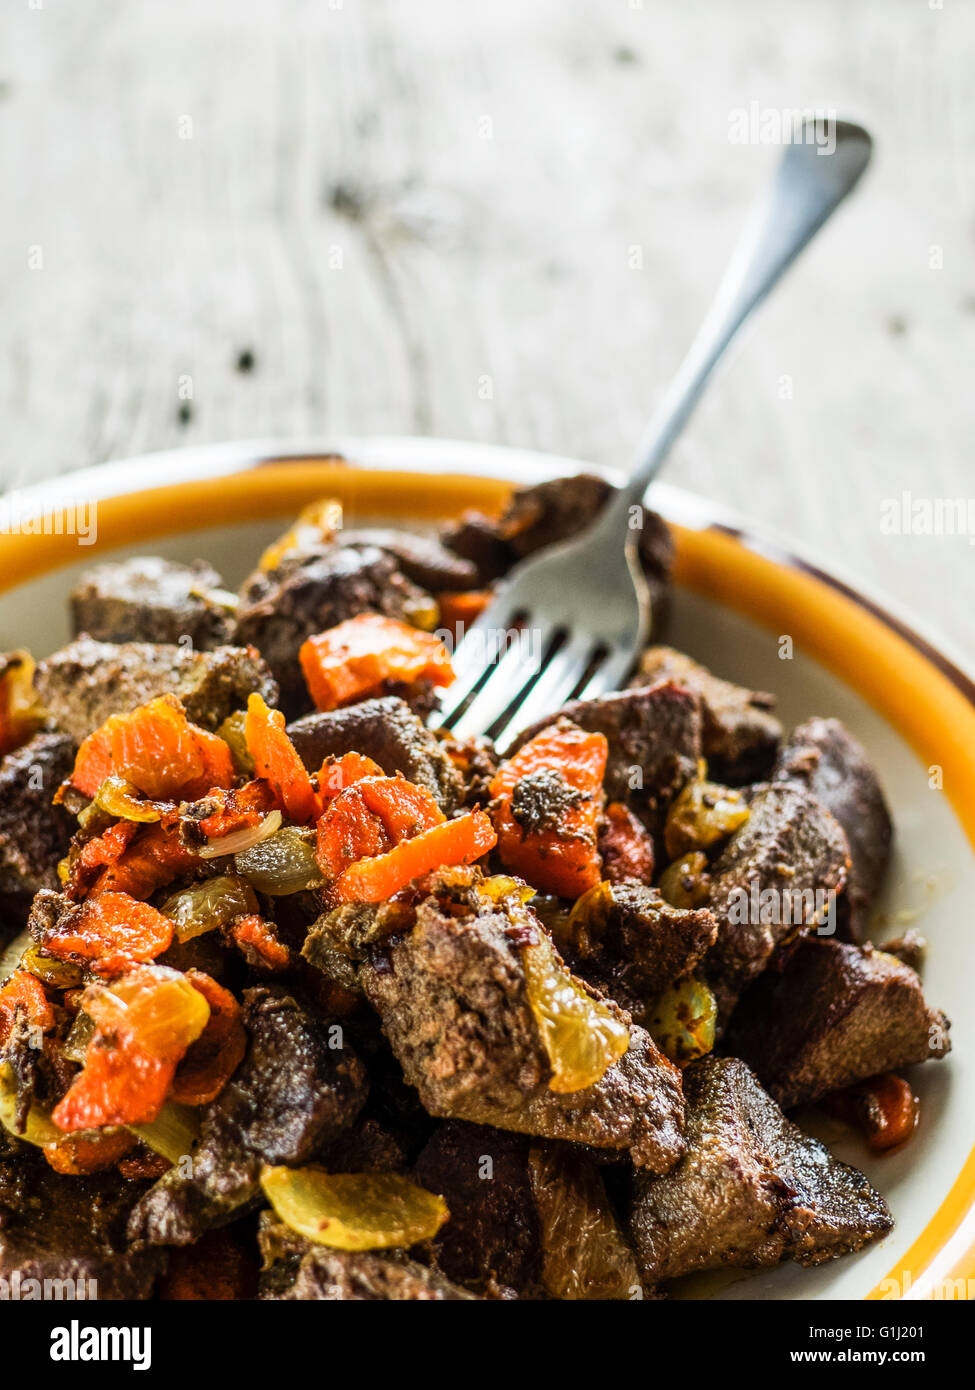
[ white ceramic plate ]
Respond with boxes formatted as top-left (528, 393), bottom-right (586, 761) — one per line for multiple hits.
top-left (2, 436), bottom-right (972, 1302)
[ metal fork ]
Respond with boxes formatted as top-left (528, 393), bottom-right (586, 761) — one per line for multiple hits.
top-left (432, 121), bottom-right (872, 752)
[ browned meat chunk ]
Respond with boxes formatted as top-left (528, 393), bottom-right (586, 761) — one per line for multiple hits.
top-left (727, 937), bottom-right (950, 1107)
top-left (0, 732), bottom-right (74, 894)
top-left (773, 717), bottom-right (892, 938)
top-left (513, 681), bottom-right (702, 830)
top-left (34, 637), bottom-right (278, 744)
top-left (703, 783), bottom-right (850, 1022)
top-left (333, 529), bottom-right (479, 592)
top-left (233, 544), bottom-right (431, 713)
top-left (259, 1222), bottom-right (475, 1300)
top-left (70, 556), bottom-right (236, 649)
top-left (128, 986), bottom-right (367, 1247)
top-left (358, 874), bottom-right (685, 1171)
top-left (287, 695), bottom-right (463, 813)
top-left (633, 646), bottom-right (782, 784)
top-left (629, 1057), bottom-right (892, 1283)
top-left (0, 1153), bottom-right (163, 1299)
top-left (413, 1121), bottom-right (541, 1295)
top-left (440, 476), bottom-right (674, 625)
top-left (563, 881), bottom-right (718, 1022)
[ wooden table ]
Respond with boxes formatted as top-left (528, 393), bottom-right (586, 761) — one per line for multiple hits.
top-left (2, 0), bottom-right (972, 654)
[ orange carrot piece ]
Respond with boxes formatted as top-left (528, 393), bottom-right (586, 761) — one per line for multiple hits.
top-left (435, 589), bottom-right (492, 642)
top-left (599, 802), bottom-right (655, 885)
top-left (170, 972), bottom-right (247, 1106)
top-left (44, 1127), bottom-right (136, 1175)
top-left (244, 692), bottom-right (321, 824)
top-left (299, 613), bottom-right (454, 712)
top-left (822, 1073), bottom-right (920, 1152)
top-left (316, 751), bottom-right (384, 801)
top-left (0, 970), bottom-right (54, 1047)
top-left (52, 966), bottom-right (210, 1132)
top-left (39, 891), bottom-right (174, 976)
top-left (489, 721), bottom-right (608, 899)
top-left (69, 695), bottom-right (235, 801)
top-left (88, 822), bottom-right (198, 900)
top-left (194, 779), bottom-right (277, 840)
top-left (314, 776), bottom-right (443, 880)
top-left (229, 913), bottom-right (290, 972)
top-left (330, 809), bottom-right (496, 903)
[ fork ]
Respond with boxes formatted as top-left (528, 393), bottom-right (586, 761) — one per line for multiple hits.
top-left (431, 121), bottom-right (873, 753)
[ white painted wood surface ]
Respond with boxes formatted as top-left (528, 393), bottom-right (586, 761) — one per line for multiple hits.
top-left (1, 0), bottom-right (972, 653)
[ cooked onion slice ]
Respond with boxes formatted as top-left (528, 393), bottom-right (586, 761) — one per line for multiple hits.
top-left (522, 928), bottom-right (629, 1094)
top-left (260, 1167), bottom-right (449, 1251)
top-left (235, 826), bottom-right (324, 896)
top-left (198, 808), bottom-right (282, 860)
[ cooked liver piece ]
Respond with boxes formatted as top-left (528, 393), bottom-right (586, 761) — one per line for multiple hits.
top-left (773, 717), bottom-right (892, 938)
top-left (512, 680), bottom-right (702, 829)
top-left (334, 529), bottom-right (479, 592)
top-left (727, 937), bottom-right (950, 1107)
top-left (287, 695), bottom-right (463, 812)
top-left (413, 1120), bottom-right (541, 1294)
top-left (0, 1154), bottom-right (163, 1299)
top-left (70, 556), bottom-right (235, 649)
top-left (567, 881), bottom-right (718, 1021)
top-left (633, 646), bottom-right (782, 784)
top-left (629, 1057), bottom-right (893, 1283)
top-left (34, 636), bottom-right (279, 743)
top-left (0, 732), bottom-right (75, 894)
top-left (128, 986), bottom-right (367, 1247)
top-left (359, 879), bottom-right (685, 1172)
top-left (703, 782), bottom-right (851, 1023)
top-left (233, 544), bottom-right (430, 713)
top-left (263, 1243), bottom-right (475, 1300)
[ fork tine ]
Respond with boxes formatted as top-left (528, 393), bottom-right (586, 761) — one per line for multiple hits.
top-left (427, 600), bottom-right (519, 729)
top-left (576, 646), bottom-right (636, 702)
top-left (445, 633), bottom-right (546, 741)
top-left (492, 632), bottom-right (594, 753)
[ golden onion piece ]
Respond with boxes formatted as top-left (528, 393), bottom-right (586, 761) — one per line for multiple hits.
top-left (0, 1064), bottom-right (62, 1146)
top-left (522, 929), bottom-right (629, 1094)
top-left (198, 808), bottom-right (282, 859)
top-left (259, 1167), bottom-right (449, 1251)
top-left (646, 976), bottom-right (717, 1065)
top-left (235, 826), bottom-right (323, 896)
top-left (657, 852), bottom-right (712, 910)
top-left (216, 709), bottom-right (254, 777)
top-left (160, 874), bottom-right (259, 942)
top-left (129, 1101), bottom-right (201, 1164)
top-left (664, 778), bottom-right (750, 860)
top-left (18, 941), bottom-right (84, 990)
top-left (93, 776), bottom-right (167, 823)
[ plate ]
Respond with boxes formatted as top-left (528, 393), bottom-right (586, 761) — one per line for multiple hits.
top-left (2, 435), bottom-right (972, 1301)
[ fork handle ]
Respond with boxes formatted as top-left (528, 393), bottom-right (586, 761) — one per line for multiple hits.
top-left (605, 120), bottom-right (872, 527)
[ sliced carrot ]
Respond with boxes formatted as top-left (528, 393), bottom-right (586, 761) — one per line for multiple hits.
top-left (244, 692), bottom-right (321, 824)
top-left (44, 1127), bottom-right (136, 1175)
top-left (822, 1073), bottom-right (920, 1153)
top-left (52, 966), bottom-right (210, 1132)
top-left (299, 612), bottom-right (454, 712)
top-left (192, 779), bottom-right (277, 840)
top-left (66, 820), bottom-right (141, 898)
top-left (330, 809), bottom-right (496, 903)
top-left (489, 720), bottom-right (607, 899)
top-left (0, 969), bottom-right (54, 1047)
top-left (316, 751), bottom-right (384, 802)
top-left (170, 971), bottom-right (247, 1105)
top-left (69, 695), bottom-right (235, 801)
top-left (435, 589), bottom-right (492, 643)
top-left (89, 822), bottom-right (198, 900)
top-left (229, 913), bottom-right (290, 972)
top-left (599, 802), bottom-right (655, 885)
top-left (38, 891), bottom-right (174, 976)
top-left (315, 776), bottom-right (444, 880)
